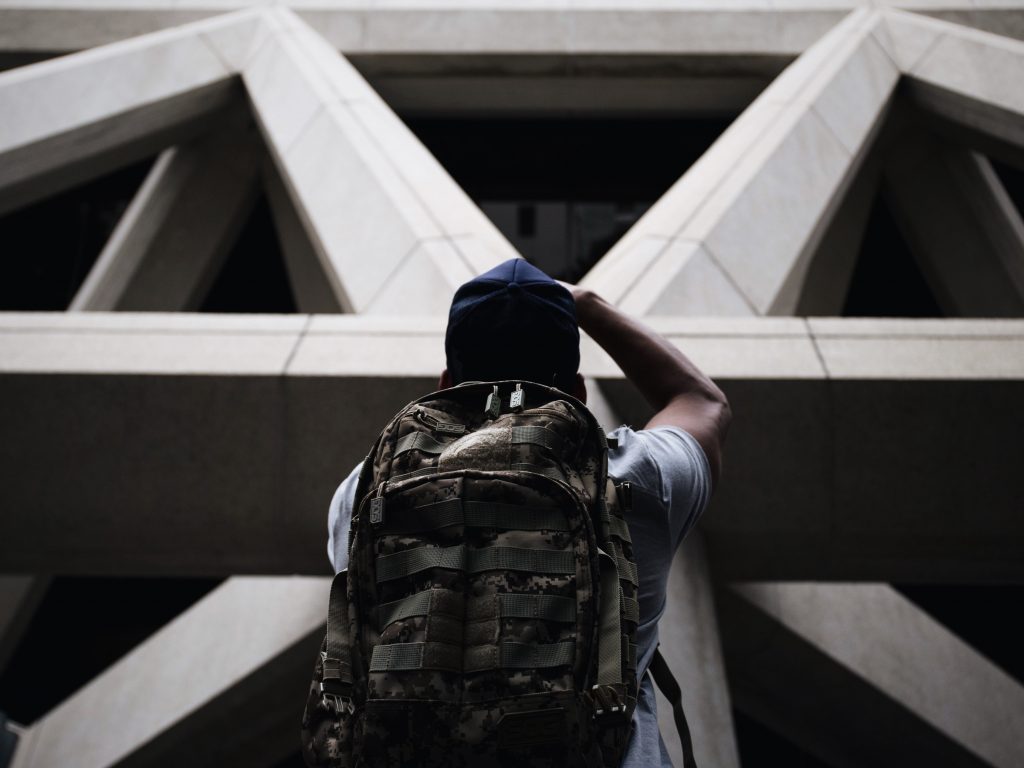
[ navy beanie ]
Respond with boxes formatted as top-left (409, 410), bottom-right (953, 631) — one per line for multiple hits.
top-left (445, 259), bottom-right (580, 390)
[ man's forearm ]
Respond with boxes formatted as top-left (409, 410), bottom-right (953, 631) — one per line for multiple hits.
top-left (573, 288), bottom-right (727, 412)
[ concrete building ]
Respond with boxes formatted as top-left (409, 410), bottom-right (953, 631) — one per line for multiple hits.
top-left (1, 1), bottom-right (1023, 766)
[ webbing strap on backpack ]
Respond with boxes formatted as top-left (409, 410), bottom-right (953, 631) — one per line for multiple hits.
top-left (320, 571), bottom-right (354, 715)
top-left (649, 646), bottom-right (698, 768)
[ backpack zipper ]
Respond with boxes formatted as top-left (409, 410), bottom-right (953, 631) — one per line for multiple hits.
top-left (414, 408), bottom-right (467, 435)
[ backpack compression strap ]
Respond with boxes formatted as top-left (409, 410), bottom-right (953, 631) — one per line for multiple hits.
top-left (321, 570), bottom-right (354, 714)
top-left (649, 646), bottom-right (698, 768)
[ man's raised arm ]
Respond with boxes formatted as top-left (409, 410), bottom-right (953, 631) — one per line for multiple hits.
top-left (570, 286), bottom-right (732, 487)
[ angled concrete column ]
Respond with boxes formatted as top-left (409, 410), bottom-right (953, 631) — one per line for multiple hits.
top-left (70, 113), bottom-right (261, 312)
top-left (0, 576), bottom-right (49, 674)
top-left (262, 160), bottom-right (345, 314)
top-left (0, 11), bottom-right (265, 214)
top-left (794, 136), bottom-right (882, 316)
top-left (656, 534), bottom-right (740, 768)
top-left (879, 10), bottom-right (1024, 164)
top-left (882, 132), bottom-right (1024, 317)
top-left (243, 8), bottom-right (518, 314)
top-left (582, 8), bottom-right (898, 317)
top-left (719, 583), bottom-right (1024, 768)
top-left (10, 577), bottom-right (329, 768)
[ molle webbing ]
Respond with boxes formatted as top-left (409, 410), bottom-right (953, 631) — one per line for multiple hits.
top-left (623, 596), bottom-right (640, 625)
top-left (378, 498), bottom-right (569, 535)
top-left (378, 589), bottom-right (577, 628)
top-left (596, 550), bottom-right (623, 687)
top-left (394, 431), bottom-right (450, 457)
top-left (377, 588), bottom-right (462, 627)
top-left (369, 640), bottom-right (575, 672)
top-left (608, 515), bottom-right (631, 543)
top-left (615, 553), bottom-right (639, 587)
top-left (375, 544), bottom-right (575, 583)
top-left (497, 593), bottom-right (576, 623)
top-left (393, 425), bottom-right (562, 458)
top-left (509, 425), bottom-right (563, 453)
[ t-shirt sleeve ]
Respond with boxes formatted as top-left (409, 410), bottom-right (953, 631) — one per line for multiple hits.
top-left (611, 425), bottom-right (712, 551)
top-left (327, 462), bottom-right (362, 573)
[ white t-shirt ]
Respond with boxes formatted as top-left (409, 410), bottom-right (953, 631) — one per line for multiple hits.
top-left (327, 424), bottom-right (711, 767)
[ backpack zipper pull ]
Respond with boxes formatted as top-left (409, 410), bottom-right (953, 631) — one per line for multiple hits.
top-left (510, 382), bottom-right (525, 412)
top-left (370, 482), bottom-right (386, 525)
top-left (484, 385), bottom-right (501, 420)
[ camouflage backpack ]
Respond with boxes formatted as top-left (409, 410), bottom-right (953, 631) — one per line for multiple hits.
top-left (302, 380), bottom-right (640, 768)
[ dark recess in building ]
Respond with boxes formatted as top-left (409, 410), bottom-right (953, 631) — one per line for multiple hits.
top-left (0, 577), bottom-right (222, 724)
top-left (0, 157), bottom-right (154, 311)
top-left (841, 194), bottom-right (945, 318)
top-left (198, 193), bottom-right (298, 313)
top-left (893, 584), bottom-right (1024, 686)
top-left (404, 117), bottom-right (732, 282)
top-left (991, 158), bottom-right (1024, 219)
top-left (733, 708), bottom-right (833, 768)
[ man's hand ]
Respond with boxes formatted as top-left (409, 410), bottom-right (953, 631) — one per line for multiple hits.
top-left (563, 282), bottom-right (731, 488)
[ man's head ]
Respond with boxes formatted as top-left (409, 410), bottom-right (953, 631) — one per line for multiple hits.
top-left (443, 259), bottom-right (585, 400)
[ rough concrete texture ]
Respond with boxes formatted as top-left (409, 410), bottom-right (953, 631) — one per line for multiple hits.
top-left (9, 577), bottom-right (329, 768)
top-left (721, 583), bottom-right (1024, 768)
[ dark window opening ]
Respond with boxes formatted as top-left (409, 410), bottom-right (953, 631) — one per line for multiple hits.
top-left (405, 117), bottom-right (733, 282)
top-left (0, 157), bottom-right (155, 311)
top-left (841, 194), bottom-right (945, 318)
top-left (198, 193), bottom-right (298, 313)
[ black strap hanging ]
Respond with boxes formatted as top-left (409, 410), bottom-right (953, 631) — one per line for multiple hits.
top-left (649, 646), bottom-right (698, 768)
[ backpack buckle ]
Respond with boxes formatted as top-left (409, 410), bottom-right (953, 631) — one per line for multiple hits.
top-left (590, 684), bottom-right (628, 720)
top-left (320, 680), bottom-right (355, 715)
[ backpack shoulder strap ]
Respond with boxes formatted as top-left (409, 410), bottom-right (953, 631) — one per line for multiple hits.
top-left (649, 646), bottom-right (698, 768)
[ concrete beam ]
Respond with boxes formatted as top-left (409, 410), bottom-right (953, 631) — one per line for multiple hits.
top-left (70, 113), bottom-right (261, 312)
top-left (581, 9), bottom-right (899, 317)
top-left (880, 10), bottom-right (1024, 164)
top-left (9, 576), bottom-right (328, 768)
top-left (882, 131), bottom-right (1024, 317)
top-left (243, 8), bottom-right (518, 314)
top-left (1, 1), bottom-right (1022, 57)
top-left (656, 534), bottom-right (740, 768)
top-left (718, 583), bottom-right (1024, 768)
top-left (0, 314), bottom-right (1022, 580)
top-left (0, 2), bottom-right (845, 58)
top-left (0, 11), bottom-right (263, 214)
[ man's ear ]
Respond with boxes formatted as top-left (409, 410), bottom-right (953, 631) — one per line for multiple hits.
top-left (573, 373), bottom-right (587, 404)
top-left (439, 369), bottom-right (452, 389)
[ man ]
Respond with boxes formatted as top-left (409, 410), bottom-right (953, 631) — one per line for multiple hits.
top-left (326, 258), bottom-right (730, 766)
